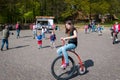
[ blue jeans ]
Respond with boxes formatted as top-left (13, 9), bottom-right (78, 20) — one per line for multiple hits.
top-left (57, 43), bottom-right (76, 64)
top-left (16, 29), bottom-right (20, 38)
top-left (1, 39), bottom-right (9, 49)
top-left (33, 30), bottom-right (37, 39)
top-left (42, 32), bottom-right (45, 38)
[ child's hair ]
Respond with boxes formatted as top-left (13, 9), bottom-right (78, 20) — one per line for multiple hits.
top-left (37, 31), bottom-right (41, 35)
top-left (65, 20), bottom-right (77, 36)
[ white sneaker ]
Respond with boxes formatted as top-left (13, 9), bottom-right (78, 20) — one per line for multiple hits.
top-left (115, 39), bottom-right (118, 42)
top-left (60, 63), bottom-right (69, 69)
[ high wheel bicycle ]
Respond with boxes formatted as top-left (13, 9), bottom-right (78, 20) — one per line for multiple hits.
top-left (51, 40), bottom-right (86, 80)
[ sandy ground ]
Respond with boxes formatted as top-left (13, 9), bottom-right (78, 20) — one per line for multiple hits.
top-left (0, 28), bottom-right (120, 80)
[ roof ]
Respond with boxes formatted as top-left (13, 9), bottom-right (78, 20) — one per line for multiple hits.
top-left (36, 16), bottom-right (55, 19)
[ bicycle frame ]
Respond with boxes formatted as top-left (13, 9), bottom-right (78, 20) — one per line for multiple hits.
top-left (61, 39), bottom-right (84, 69)
top-left (68, 50), bottom-right (84, 67)
top-left (51, 39), bottom-right (86, 80)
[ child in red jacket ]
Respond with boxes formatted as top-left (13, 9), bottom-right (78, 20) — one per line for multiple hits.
top-left (113, 22), bottom-right (120, 41)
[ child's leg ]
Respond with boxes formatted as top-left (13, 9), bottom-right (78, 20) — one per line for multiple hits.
top-left (38, 44), bottom-right (42, 49)
top-left (50, 41), bottom-right (53, 48)
top-left (40, 40), bottom-right (42, 48)
top-left (1, 39), bottom-right (5, 50)
top-left (38, 40), bottom-right (42, 49)
top-left (53, 42), bottom-right (56, 48)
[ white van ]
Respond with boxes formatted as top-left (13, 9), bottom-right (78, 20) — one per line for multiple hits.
top-left (36, 16), bottom-right (55, 29)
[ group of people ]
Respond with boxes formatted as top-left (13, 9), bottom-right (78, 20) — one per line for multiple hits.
top-left (0, 21), bottom-right (57, 51)
top-left (35, 30), bottom-right (56, 49)
top-left (32, 23), bottom-right (57, 49)
top-left (1, 20), bottom-right (120, 70)
top-left (1, 20), bottom-right (77, 70)
top-left (84, 21), bottom-right (104, 35)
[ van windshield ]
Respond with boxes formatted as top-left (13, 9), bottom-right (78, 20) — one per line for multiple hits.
top-left (37, 21), bottom-right (48, 25)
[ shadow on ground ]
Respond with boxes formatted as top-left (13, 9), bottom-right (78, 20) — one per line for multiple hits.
top-left (113, 40), bottom-right (120, 45)
top-left (42, 45), bottom-right (51, 48)
top-left (10, 45), bottom-right (30, 50)
top-left (56, 45), bottom-right (62, 48)
top-left (70, 59), bottom-right (94, 80)
top-left (1, 45), bottom-right (30, 51)
top-left (20, 36), bottom-right (32, 38)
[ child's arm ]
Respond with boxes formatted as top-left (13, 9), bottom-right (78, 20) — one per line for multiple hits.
top-left (62, 30), bottom-right (77, 41)
top-left (35, 36), bottom-right (38, 40)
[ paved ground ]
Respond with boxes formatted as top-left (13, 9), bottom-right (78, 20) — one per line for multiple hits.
top-left (0, 29), bottom-right (120, 80)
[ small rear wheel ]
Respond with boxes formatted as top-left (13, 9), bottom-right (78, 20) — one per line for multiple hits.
top-left (77, 64), bottom-right (86, 75)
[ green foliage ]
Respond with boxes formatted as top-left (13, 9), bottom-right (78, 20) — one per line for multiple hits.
top-left (91, 1), bottom-right (110, 14)
top-left (0, 0), bottom-right (120, 23)
top-left (24, 11), bottom-right (33, 23)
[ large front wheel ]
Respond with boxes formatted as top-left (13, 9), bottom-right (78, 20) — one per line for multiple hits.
top-left (51, 56), bottom-right (75, 80)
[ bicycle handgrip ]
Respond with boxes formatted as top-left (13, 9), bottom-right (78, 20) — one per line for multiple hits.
top-left (61, 39), bottom-right (65, 46)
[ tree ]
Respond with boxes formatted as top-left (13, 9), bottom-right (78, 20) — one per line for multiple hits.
top-left (0, 0), bottom-right (120, 23)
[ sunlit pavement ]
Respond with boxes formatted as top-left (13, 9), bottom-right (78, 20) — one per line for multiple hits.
top-left (0, 29), bottom-right (120, 80)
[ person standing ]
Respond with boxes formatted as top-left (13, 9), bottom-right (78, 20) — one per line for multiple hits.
top-left (16, 22), bottom-right (21, 39)
top-left (41, 26), bottom-right (46, 39)
top-left (97, 24), bottom-right (102, 36)
top-left (36, 32), bottom-right (42, 49)
top-left (84, 24), bottom-right (88, 34)
top-left (32, 23), bottom-right (37, 39)
top-left (1, 25), bottom-right (10, 51)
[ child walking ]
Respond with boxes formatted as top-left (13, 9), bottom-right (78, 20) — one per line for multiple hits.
top-left (50, 30), bottom-right (56, 48)
top-left (97, 24), bottom-right (102, 36)
top-left (41, 26), bottom-right (47, 39)
top-left (32, 23), bottom-right (37, 39)
top-left (84, 24), bottom-right (88, 34)
top-left (36, 32), bottom-right (42, 49)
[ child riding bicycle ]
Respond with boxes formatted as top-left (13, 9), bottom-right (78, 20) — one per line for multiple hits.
top-left (113, 22), bottom-right (120, 42)
top-left (57, 20), bottom-right (78, 68)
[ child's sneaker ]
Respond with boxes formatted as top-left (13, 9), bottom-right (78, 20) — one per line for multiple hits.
top-left (38, 46), bottom-right (42, 49)
top-left (1, 48), bottom-right (3, 51)
top-left (60, 63), bottom-right (69, 69)
top-left (111, 36), bottom-right (113, 39)
top-left (115, 39), bottom-right (118, 42)
top-left (40, 46), bottom-right (42, 48)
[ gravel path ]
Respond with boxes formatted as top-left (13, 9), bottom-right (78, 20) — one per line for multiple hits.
top-left (0, 29), bottom-right (120, 80)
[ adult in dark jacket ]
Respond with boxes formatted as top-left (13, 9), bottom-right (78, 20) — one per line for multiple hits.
top-left (1, 25), bottom-right (10, 51)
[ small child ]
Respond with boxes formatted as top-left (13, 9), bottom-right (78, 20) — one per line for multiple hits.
top-left (84, 24), bottom-right (88, 34)
top-left (49, 30), bottom-right (56, 48)
top-left (36, 32), bottom-right (42, 49)
top-left (97, 24), bottom-right (102, 36)
top-left (32, 23), bottom-right (37, 39)
top-left (41, 26), bottom-right (47, 39)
